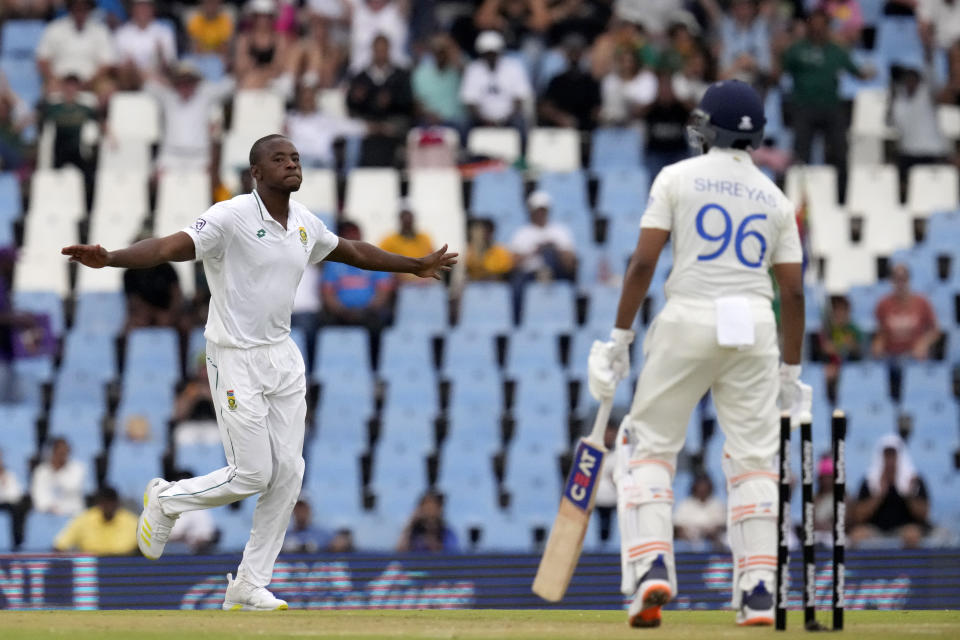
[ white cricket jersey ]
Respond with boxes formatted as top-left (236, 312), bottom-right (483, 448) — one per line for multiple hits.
top-left (183, 191), bottom-right (340, 349)
top-left (640, 147), bottom-right (802, 303)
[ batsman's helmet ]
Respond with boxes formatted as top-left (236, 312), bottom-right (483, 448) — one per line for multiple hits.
top-left (687, 79), bottom-right (766, 153)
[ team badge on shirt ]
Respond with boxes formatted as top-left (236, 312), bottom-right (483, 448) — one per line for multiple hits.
top-left (298, 226), bottom-right (308, 247)
top-left (194, 219), bottom-right (206, 232)
top-left (256, 229), bottom-right (266, 238)
top-left (226, 390), bottom-right (237, 411)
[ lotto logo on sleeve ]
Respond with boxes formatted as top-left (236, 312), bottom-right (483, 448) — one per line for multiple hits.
top-left (194, 218), bottom-right (206, 232)
top-left (563, 441), bottom-right (604, 511)
top-left (226, 390), bottom-right (237, 411)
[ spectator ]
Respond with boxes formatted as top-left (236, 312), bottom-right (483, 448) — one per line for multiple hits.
top-left (378, 199), bottom-right (435, 285)
top-left (872, 263), bottom-right (941, 360)
top-left (673, 474), bottom-right (726, 546)
top-left (289, 10), bottom-right (348, 91)
top-left (657, 15), bottom-right (701, 75)
top-left (889, 62), bottom-right (951, 196)
top-left (5, 0), bottom-right (54, 19)
top-left (819, 295), bottom-right (864, 387)
top-left (0, 247), bottom-right (30, 402)
top-left (538, 34), bottom-right (601, 131)
top-left (286, 84), bottom-right (364, 168)
top-left (53, 486), bottom-right (138, 555)
top-left (598, 49), bottom-right (656, 125)
top-left (460, 30), bottom-right (533, 128)
top-left (0, 448), bottom-right (25, 548)
top-left (123, 236), bottom-right (183, 330)
top-left (672, 46), bottom-right (710, 105)
top-left (174, 354), bottom-right (216, 422)
top-left (614, 0), bottom-right (685, 37)
top-left (851, 434), bottom-right (930, 548)
top-left (465, 218), bottom-right (514, 281)
top-left (327, 527), bottom-right (355, 552)
top-left (637, 69), bottom-right (691, 180)
top-left (813, 454), bottom-right (837, 546)
top-left (187, 0), bottom-right (236, 57)
top-left (822, 0), bottom-right (865, 45)
top-left (475, 0), bottom-right (550, 65)
top-left (35, 0), bottom-right (116, 97)
top-left (320, 221), bottom-right (394, 331)
top-left (167, 470), bottom-right (218, 553)
top-left (31, 437), bottom-right (88, 516)
top-left (345, 0), bottom-right (410, 73)
top-left (396, 490), bottom-right (459, 553)
top-left (918, 0), bottom-right (960, 54)
top-left (37, 74), bottom-right (98, 176)
top-left (779, 9), bottom-right (871, 195)
top-left (114, 0), bottom-right (177, 89)
top-left (412, 34), bottom-right (466, 129)
top-left (0, 94), bottom-right (27, 173)
top-left (699, 0), bottom-right (772, 87)
top-left (510, 190), bottom-right (576, 282)
top-left (282, 499), bottom-right (333, 552)
top-left (346, 33), bottom-right (413, 167)
top-left (233, 0), bottom-right (295, 97)
top-left (590, 16), bottom-right (658, 79)
top-left (145, 61), bottom-right (235, 173)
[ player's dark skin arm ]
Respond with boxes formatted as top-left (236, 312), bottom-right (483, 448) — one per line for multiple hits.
top-left (773, 262), bottom-right (805, 365)
top-left (326, 238), bottom-right (457, 280)
top-left (614, 228), bottom-right (670, 330)
top-left (61, 232), bottom-right (196, 269)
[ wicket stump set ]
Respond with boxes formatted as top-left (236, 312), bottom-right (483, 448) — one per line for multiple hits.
top-left (775, 410), bottom-right (847, 632)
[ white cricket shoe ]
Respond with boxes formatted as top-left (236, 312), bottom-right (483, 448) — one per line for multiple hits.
top-left (736, 580), bottom-right (775, 626)
top-left (627, 555), bottom-right (672, 628)
top-left (137, 477), bottom-right (177, 560)
top-left (222, 573), bottom-right (289, 611)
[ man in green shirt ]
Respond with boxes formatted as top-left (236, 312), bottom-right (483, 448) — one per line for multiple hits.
top-left (780, 9), bottom-right (872, 185)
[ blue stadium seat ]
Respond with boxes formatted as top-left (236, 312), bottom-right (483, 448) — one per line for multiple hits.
top-left (511, 412), bottom-right (569, 456)
top-left (876, 17), bottom-right (924, 68)
top-left (901, 361), bottom-right (953, 404)
top-left (568, 325), bottom-right (609, 375)
top-left (61, 330), bottom-right (117, 382)
top-left (23, 512), bottom-right (71, 552)
top-left (378, 405), bottom-right (436, 453)
top-left (394, 283), bottom-right (448, 331)
top-left (379, 327), bottom-right (435, 376)
top-left (313, 403), bottom-right (369, 453)
top-left (175, 441), bottom-right (226, 473)
top-left (846, 400), bottom-right (898, 452)
top-left (115, 383), bottom-right (176, 431)
top-left (182, 53), bottom-right (226, 82)
top-left (596, 168), bottom-right (649, 221)
top-left (1, 20), bottom-right (46, 58)
top-left (577, 244), bottom-right (628, 292)
top-left (107, 439), bottom-right (164, 498)
top-left (575, 371), bottom-right (634, 421)
top-left (890, 247), bottom-right (937, 291)
top-left (290, 326), bottom-right (308, 361)
top-left (185, 326), bottom-right (206, 377)
top-left (305, 442), bottom-right (362, 494)
top-left (606, 213), bottom-right (643, 257)
top-left (839, 49), bottom-right (890, 100)
top-left (925, 211), bottom-right (960, 254)
top-left (513, 368), bottom-right (567, 421)
top-left (314, 326), bottom-right (370, 376)
top-left (47, 404), bottom-right (103, 459)
top-left (0, 58), bottom-right (42, 107)
top-left (210, 499), bottom-right (256, 551)
top-left (441, 448), bottom-right (499, 514)
top-left (442, 327), bottom-right (499, 375)
top-left (846, 284), bottom-right (884, 334)
top-left (459, 282), bottom-right (513, 332)
top-left (0, 404), bottom-right (38, 481)
top-left (13, 355), bottom-right (55, 385)
top-left (469, 169), bottom-right (526, 232)
top-left (929, 288), bottom-right (958, 328)
top-left (900, 398), bottom-right (959, 448)
top-left (837, 361), bottom-right (891, 408)
top-left (519, 281), bottom-right (575, 331)
top-left (0, 510), bottom-right (11, 551)
top-left (537, 171), bottom-right (591, 221)
top-left (0, 172), bottom-right (22, 222)
top-left (382, 371), bottom-right (440, 416)
top-left (949, 328), bottom-right (960, 365)
top-left (505, 327), bottom-right (560, 376)
top-left (590, 128), bottom-right (643, 171)
top-left (350, 511), bottom-right (404, 551)
top-left (474, 512), bottom-right (533, 552)
top-left (369, 449), bottom-right (428, 519)
top-left (125, 327), bottom-right (180, 385)
top-left (74, 292), bottom-right (126, 336)
top-left (13, 291), bottom-right (64, 336)
top-left (446, 408), bottom-right (502, 452)
top-left (448, 368), bottom-right (503, 414)
top-left (585, 285), bottom-right (621, 330)
top-left (318, 367), bottom-right (375, 410)
top-left (504, 451), bottom-right (562, 525)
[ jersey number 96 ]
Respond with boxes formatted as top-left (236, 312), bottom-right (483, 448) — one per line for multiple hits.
top-left (695, 203), bottom-right (767, 268)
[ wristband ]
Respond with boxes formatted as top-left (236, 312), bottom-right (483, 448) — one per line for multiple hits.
top-left (611, 328), bottom-right (636, 345)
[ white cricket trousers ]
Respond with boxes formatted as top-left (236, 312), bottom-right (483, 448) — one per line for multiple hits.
top-left (158, 337), bottom-right (307, 588)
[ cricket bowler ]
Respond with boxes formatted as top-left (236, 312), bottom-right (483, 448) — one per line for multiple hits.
top-left (587, 80), bottom-right (812, 627)
top-left (62, 134), bottom-right (457, 610)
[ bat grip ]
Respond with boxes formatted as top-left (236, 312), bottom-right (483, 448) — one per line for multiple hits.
top-left (587, 398), bottom-right (614, 445)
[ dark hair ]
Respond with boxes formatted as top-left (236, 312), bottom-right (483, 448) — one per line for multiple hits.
top-left (248, 134), bottom-right (289, 167)
top-left (97, 486), bottom-right (119, 502)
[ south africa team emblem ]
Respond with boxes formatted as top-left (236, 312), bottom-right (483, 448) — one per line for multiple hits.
top-left (298, 226), bottom-right (307, 246)
top-left (226, 390), bottom-right (237, 411)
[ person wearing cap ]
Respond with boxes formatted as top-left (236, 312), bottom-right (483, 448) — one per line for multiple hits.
top-left (460, 30), bottom-right (533, 128)
top-left (508, 190), bottom-right (576, 307)
top-left (114, 0), bottom-right (177, 89)
top-left (538, 34), bottom-right (601, 131)
top-left (36, 0), bottom-right (117, 94)
top-left (379, 200), bottom-right (435, 284)
top-left (234, 0), bottom-right (294, 96)
top-left (187, 0), bottom-right (236, 58)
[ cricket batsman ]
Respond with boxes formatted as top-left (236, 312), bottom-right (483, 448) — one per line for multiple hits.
top-left (587, 80), bottom-right (812, 627)
top-left (62, 134), bottom-right (457, 610)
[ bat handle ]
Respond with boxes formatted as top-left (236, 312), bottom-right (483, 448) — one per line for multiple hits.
top-left (587, 397), bottom-right (614, 445)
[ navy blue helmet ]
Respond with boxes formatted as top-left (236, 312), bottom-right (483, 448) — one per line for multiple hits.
top-left (687, 80), bottom-right (766, 153)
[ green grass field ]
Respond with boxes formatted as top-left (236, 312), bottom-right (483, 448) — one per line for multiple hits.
top-left (2, 609), bottom-right (959, 640)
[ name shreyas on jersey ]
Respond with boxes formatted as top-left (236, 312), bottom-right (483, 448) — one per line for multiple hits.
top-left (693, 177), bottom-right (779, 208)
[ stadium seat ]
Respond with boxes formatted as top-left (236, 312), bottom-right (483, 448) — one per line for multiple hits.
top-left (466, 127), bottom-right (521, 164)
top-left (890, 247), bottom-right (936, 291)
top-left (846, 164), bottom-right (899, 213)
top-left (473, 512), bottom-right (534, 552)
top-left (295, 168), bottom-right (338, 218)
top-left (107, 92), bottom-right (161, 143)
top-left (318, 368), bottom-right (376, 414)
top-left (314, 327), bottom-right (370, 375)
top-left (823, 246), bottom-right (877, 293)
top-left (590, 127), bottom-right (643, 171)
top-left (442, 327), bottom-right (499, 375)
top-left (52, 370), bottom-right (108, 419)
top-left (97, 138), bottom-right (152, 171)
top-left (469, 168), bottom-right (526, 233)
top-left (27, 166), bottom-right (85, 220)
top-left (394, 283), bottom-right (449, 331)
top-left (379, 327), bottom-right (435, 376)
top-left (211, 500), bottom-right (257, 551)
top-left (527, 128), bottom-right (581, 172)
top-left (0, 510), bottom-right (12, 551)
top-left (906, 165), bottom-right (960, 219)
top-left (596, 168), bottom-right (650, 221)
top-left (125, 327), bottom-right (180, 385)
top-left (860, 208), bottom-right (913, 254)
top-left (900, 398), bottom-right (959, 448)
top-left (850, 88), bottom-right (894, 139)
top-left (439, 445), bottom-right (500, 520)
top-left (232, 90), bottom-right (285, 137)
top-left (846, 400), bottom-right (898, 452)
top-left (901, 361), bottom-right (953, 404)
top-left (0, 172), bottom-right (22, 222)
top-left (11, 253), bottom-right (69, 296)
top-left (503, 450), bottom-right (562, 525)
top-left (155, 170), bottom-right (212, 235)
top-left (876, 17), bottom-right (924, 67)
top-left (304, 442), bottom-right (363, 502)
top-left (175, 441), bottom-right (226, 474)
top-left (584, 285), bottom-right (621, 330)
top-left (1, 20), bottom-right (45, 58)
top-left (12, 290), bottom-right (64, 336)
top-left (785, 165), bottom-right (839, 212)
top-left (91, 168), bottom-right (149, 223)
top-left (446, 406), bottom-right (502, 452)
top-left (74, 292), bottom-right (126, 336)
top-left (938, 104), bottom-right (960, 140)
top-left (23, 512), bottom-right (72, 552)
top-left (519, 281), bottom-right (576, 331)
top-left (1, 57), bottom-right (42, 108)
top-left (408, 168), bottom-right (467, 256)
top-left (313, 402), bottom-right (369, 453)
top-left (925, 211), bottom-right (960, 254)
top-left (60, 331), bottom-right (117, 382)
top-left (505, 328), bottom-right (561, 376)
top-left (537, 171), bottom-right (591, 221)
top-left (846, 284), bottom-right (883, 334)
top-left (459, 282), bottom-right (514, 332)
top-left (0, 404), bottom-right (39, 480)
top-left (382, 373), bottom-right (440, 417)
top-left (48, 403), bottom-right (103, 459)
top-left (513, 368), bottom-right (567, 422)
top-left (218, 128), bottom-right (263, 192)
top-left (837, 361), bottom-right (892, 407)
top-left (343, 168), bottom-right (400, 245)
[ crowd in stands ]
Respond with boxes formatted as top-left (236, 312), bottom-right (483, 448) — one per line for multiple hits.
top-left (0, 0), bottom-right (958, 555)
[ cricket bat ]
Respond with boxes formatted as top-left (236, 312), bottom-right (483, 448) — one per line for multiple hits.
top-left (532, 397), bottom-right (614, 602)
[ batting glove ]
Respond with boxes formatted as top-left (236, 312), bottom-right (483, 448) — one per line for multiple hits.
top-left (778, 363), bottom-right (813, 428)
top-left (587, 328), bottom-right (635, 401)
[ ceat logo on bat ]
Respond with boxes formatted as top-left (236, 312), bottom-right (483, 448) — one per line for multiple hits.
top-left (563, 441), bottom-right (603, 511)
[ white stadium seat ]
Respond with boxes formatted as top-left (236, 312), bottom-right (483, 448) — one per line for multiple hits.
top-left (218, 129), bottom-right (261, 193)
top-left (107, 91), bottom-right (161, 143)
top-left (408, 168), bottom-right (467, 257)
top-left (859, 207), bottom-right (913, 254)
top-left (231, 90), bottom-right (285, 137)
top-left (527, 127), bottom-right (581, 172)
top-left (318, 87), bottom-right (347, 119)
top-left (296, 168), bottom-right (338, 217)
top-left (27, 167), bottom-right (85, 220)
top-left (92, 168), bottom-right (149, 218)
top-left (784, 165), bottom-right (838, 211)
top-left (850, 88), bottom-right (893, 138)
top-left (75, 264), bottom-right (124, 293)
top-left (155, 170), bottom-right (211, 237)
top-left (97, 139), bottom-right (152, 171)
top-left (467, 127), bottom-right (521, 164)
top-left (13, 253), bottom-right (69, 296)
top-left (343, 168), bottom-right (400, 243)
top-left (823, 246), bottom-right (877, 294)
top-left (88, 208), bottom-right (146, 248)
top-left (21, 209), bottom-right (78, 255)
top-left (807, 206), bottom-right (851, 258)
top-left (846, 164), bottom-right (899, 214)
top-left (937, 104), bottom-right (960, 139)
top-left (906, 164), bottom-right (959, 218)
